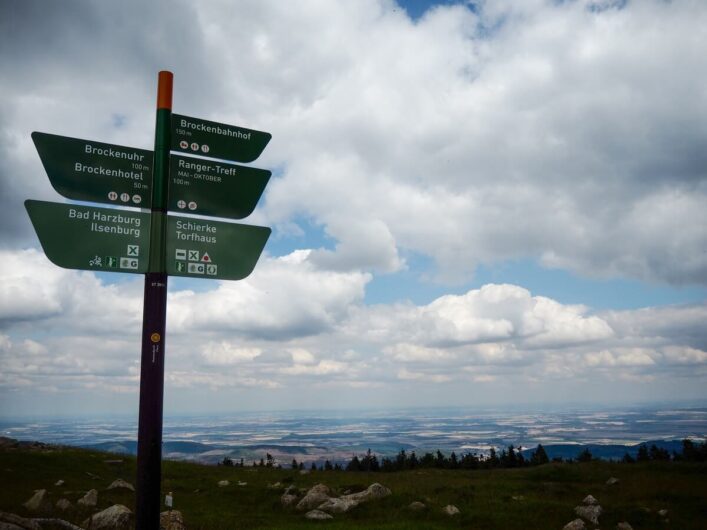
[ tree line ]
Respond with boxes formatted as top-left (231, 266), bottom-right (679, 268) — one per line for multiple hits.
top-left (218, 438), bottom-right (707, 470)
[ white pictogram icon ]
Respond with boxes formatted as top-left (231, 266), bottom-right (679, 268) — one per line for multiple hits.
top-left (120, 192), bottom-right (130, 202)
top-left (188, 201), bottom-right (197, 210)
top-left (201, 252), bottom-right (211, 263)
top-left (132, 194), bottom-right (142, 204)
top-left (206, 264), bottom-right (217, 276)
top-left (177, 200), bottom-right (186, 209)
top-left (175, 249), bottom-right (187, 260)
top-left (127, 245), bottom-right (139, 257)
top-left (89, 256), bottom-right (103, 267)
top-left (179, 140), bottom-right (189, 149)
top-left (188, 250), bottom-right (200, 261)
top-left (108, 191), bottom-right (118, 201)
top-left (190, 142), bottom-right (199, 151)
top-left (201, 144), bottom-right (210, 154)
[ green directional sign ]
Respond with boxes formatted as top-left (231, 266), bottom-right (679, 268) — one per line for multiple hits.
top-left (32, 132), bottom-right (153, 207)
top-left (25, 200), bottom-right (151, 273)
top-left (165, 215), bottom-right (270, 280)
top-left (171, 114), bottom-right (271, 163)
top-left (168, 154), bottom-right (270, 219)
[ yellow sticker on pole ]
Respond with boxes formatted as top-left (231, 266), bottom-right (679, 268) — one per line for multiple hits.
top-left (150, 333), bottom-right (161, 343)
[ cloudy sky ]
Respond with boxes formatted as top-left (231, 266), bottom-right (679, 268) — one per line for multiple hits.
top-left (1, 0), bottom-right (706, 418)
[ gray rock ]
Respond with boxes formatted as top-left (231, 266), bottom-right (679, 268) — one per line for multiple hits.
top-left (217, 480), bottom-right (230, 487)
top-left (0, 511), bottom-right (42, 530)
top-left (237, 481), bottom-right (247, 486)
top-left (442, 505), bottom-right (460, 516)
top-left (77, 489), bottom-right (98, 508)
top-left (160, 510), bottom-right (186, 530)
top-left (616, 523), bottom-right (633, 530)
top-left (55, 499), bottom-right (72, 511)
top-left (299, 469), bottom-right (310, 475)
top-left (296, 484), bottom-right (332, 511)
top-left (575, 505), bottom-right (602, 525)
top-left (317, 496), bottom-right (360, 514)
top-left (107, 479), bottom-right (134, 492)
top-left (82, 504), bottom-right (133, 530)
top-left (658, 509), bottom-right (668, 517)
top-left (512, 495), bottom-right (525, 501)
top-left (267, 482), bottom-right (282, 490)
top-left (562, 519), bottom-right (586, 530)
top-left (583, 495), bottom-right (598, 505)
top-left (281, 493), bottom-right (298, 508)
top-left (343, 483), bottom-right (391, 502)
top-left (606, 477), bottom-right (620, 485)
top-left (54, 480), bottom-right (65, 487)
top-left (408, 501), bottom-right (426, 511)
top-left (22, 490), bottom-right (52, 514)
top-left (304, 510), bottom-right (333, 520)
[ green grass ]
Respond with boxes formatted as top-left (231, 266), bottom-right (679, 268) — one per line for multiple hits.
top-left (2, 445), bottom-right (706, 529)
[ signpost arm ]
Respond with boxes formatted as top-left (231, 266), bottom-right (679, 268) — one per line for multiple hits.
top-left (136, 70), bottom-right (172, 530)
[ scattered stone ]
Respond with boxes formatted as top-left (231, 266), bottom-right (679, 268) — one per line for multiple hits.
top-left (658, 509), bottom-right (668, 517)
top-left (442, 505), bottom-right (460, 516)
top-left (84, 472), bottom-right (101, 480)
top-left (55, 499), bottom-right (72, 511)
top-left (82, 504), bottom-right (133, 530)
top-left (217, 480), bottom-right (230, 487)
top-left (22, 490), bottom-right (52, 514)
top-left (304, 509), bottom-right (333, 520)
top-left (575, 505), bottom-right (602, 525)
top-left (512, 495), bottom-right (525, 501)
top-left (77, 489), bottom-right (98, 508)
top-left (237, 481), bottom-right (247, 486)
top-left (317, 496), bottom-right (360, 514)
top-left (562, 519), bottom-right (586, 530)
top-left (408, 501), bottom-right (426, 511)
top-left (583, 495), bottom-right (598, 505)
top-left (267, 482), bottom-right (282, 489)
top-left (606, 477), bottom-right (620, 486)
top-left (107, 479), bottom-right (134, 492)
top-left (296, 484), bottom-right (332, 511)
top-left (299, 469), bottom-right (310, 475)
top-left (343, 483), bottom-right (391, 502)
top-left (281, 492), bottom-right (299, 508)
top-left (160, 510), bottom-right (186, 530)
top-left (616, 523), bottom-right (633, 530)
top-left (0, 511), bottom-right (42, 530)
top-left (54, 480), bottom-right (65, 487)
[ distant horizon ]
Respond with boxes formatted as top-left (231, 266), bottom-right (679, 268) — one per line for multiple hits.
top-left (2, 398), bottom-right (707, 422)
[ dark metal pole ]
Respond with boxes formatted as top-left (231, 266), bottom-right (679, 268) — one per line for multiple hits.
top-left (136, 71), bottom-right (173, 530)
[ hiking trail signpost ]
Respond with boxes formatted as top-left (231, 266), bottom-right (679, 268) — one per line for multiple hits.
top-left (25, 71), bottom-right (272, 530)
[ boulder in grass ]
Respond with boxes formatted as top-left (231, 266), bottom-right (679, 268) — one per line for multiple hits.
top-left (562, 519), bottom-right (586, 530)
top-left (442, 505), bottom-right (460, 516)
top-left (54, 480), bottom-right (65, 487)
top-left (22, 489), bottom-right (52, 514)
top-left (217, 480), bottom-right (230, 487)
top-left (82, 504), bottom-right (133, 530)
top-left (304, 509), bottom-right (333, 520)
top-left (160, 510), bottom-right (186, 530)
top-left (606, 477), bottom-right (620, 486)
top-left (658, 509), bottom-right (668, 517)
top-left (107, 479), bottom-right (134, 492)
top-left (77, 489), bottom-right (98, 508)
top-left (582, 495), bottom-right (598, 505)
top-left (343, 483), bottom-right (391, 502)
top-left (0, 511), bottom-right (42, 530)
top-left (575, 504), bottom-right (602, 525)
top-left (296, 484), bottom-right (332, 511)
top-left (408, 501), bottom-right (426, 511)
top-left (317, 496), bottom-right (360, 514)
top-left (616, 523), bottom-right (633, 530)
top-left (55, 498), bottom-right (72, 511)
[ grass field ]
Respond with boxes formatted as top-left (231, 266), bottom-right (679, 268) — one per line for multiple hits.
top-left (2, 443), bottom-right (706, 529)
